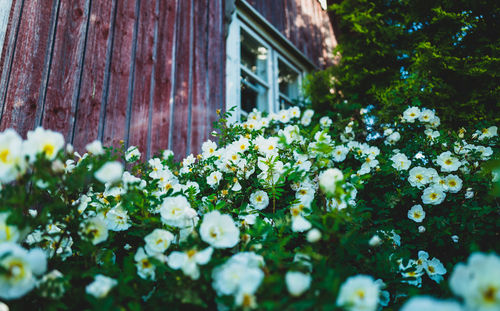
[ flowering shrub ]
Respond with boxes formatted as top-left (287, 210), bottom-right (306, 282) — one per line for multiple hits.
top-left (0, 106), bottom-right (498, 310)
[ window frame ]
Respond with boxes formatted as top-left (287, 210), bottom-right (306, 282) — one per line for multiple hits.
top-left (225, 1), bottom-right (316, 123)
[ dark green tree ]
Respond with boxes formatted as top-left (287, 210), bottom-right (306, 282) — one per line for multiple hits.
top-left (305, 0), bottom-right (500, 130)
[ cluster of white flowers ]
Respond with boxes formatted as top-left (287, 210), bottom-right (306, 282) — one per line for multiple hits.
top-left (401, 251), bottom-right (500, 311)
top-left (0, 104), bottom-right (496, 308)
top-left (0, 128), bottom-right (66, 183)
top-left (449, 252), bottom-right (500, 311)
top-left (400, 251), bottom-right (447, 286)
top-left (212, 252), bottom-right (265, 308)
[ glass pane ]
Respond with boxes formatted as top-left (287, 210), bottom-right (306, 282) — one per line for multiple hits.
top-left (240, 29), bottom-right (268, 81)
top-left (279, 96), bottom-right (293, 110)
top-left (278, 59), bottom-right (299, 100)
top-left (241, 71), bottom-right (268, 116)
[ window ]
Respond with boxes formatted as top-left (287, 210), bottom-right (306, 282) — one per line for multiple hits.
top-left (226, 1), bottom-right (315, 122)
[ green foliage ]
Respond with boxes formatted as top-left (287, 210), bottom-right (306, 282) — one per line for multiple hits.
top-left (0, 106), bottom-right (498, 310)
top-left (306, 0), bottom-right (500, 129)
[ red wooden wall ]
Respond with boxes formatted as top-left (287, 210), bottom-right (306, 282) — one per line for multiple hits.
top-left (0, 0), bottom-right (335, 160)
top-left (0, 0), bottom-right (225, 160)
top-left (246, 0), bottom-right (337, 68)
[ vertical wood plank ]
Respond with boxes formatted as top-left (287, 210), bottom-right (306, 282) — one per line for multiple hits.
top-left (102, 0), bottom-right (137, 148)
top-left (72, 0), bottom-right (116, 151)
top-left (41, 0), bottom-right (90, 141)
top-left (0, 0), bottom-right (22, 121)
top-left (170, 0), bottom-right (193, 160)
top-left (128, 0), bottom-right (156, 154)
top-left (0, 0), bottom-right (58, 136)
top-left (188, 0), bottom-right (208, 155)
top-left (150, 0), bottom-right (177, 155)
top-left (207, 0), bottom-right (224, 134)
top-left (0, 0), bottom-right (13, 58)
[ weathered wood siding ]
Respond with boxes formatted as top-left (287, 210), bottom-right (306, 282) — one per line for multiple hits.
top-left (0, 0), bottom-right (225, 160)
top-left (246, 0), bottom-right (336, 68)
top-left (0, 0), bottom-right (334, 160)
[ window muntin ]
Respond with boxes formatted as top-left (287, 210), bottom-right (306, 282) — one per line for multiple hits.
top-left (226, 10), bottom-right (310, 122)
top-left (277, 57), bottom-right (301, 110)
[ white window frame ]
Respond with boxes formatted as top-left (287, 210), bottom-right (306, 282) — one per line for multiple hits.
top-left (225, 1), bottom-right (315, 123)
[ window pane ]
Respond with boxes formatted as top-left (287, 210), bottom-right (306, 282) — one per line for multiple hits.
top-left (240, 29), bottom-right (268, 82)
top-left (279, 96), bottom-right (293, 110)
top-left (241, 71), bottom-right (268, 116)
top-left (278, 59), bottom-right (299, 100)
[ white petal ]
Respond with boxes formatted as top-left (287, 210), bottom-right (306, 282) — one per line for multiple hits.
top-left (167, 252), bottom-right (187, 270)
top-left (195, 247), bottom-right (213, 265)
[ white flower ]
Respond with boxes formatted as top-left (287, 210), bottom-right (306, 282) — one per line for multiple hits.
top-left (95, 161), bottom-right (124, 184)
top-left (85, 274), bottom-right (117, 299)
top-left (159, 195), bottom-right (198, 228)
top-left (0, 213), bottom-right (20, 243)
top-left (332, 145), bottom-right (349, 162)
top-left (202, 140), bottom-right (218, 158)
top-left (319, 168), bottom-right (343, 196)
top-left (80, 217), bottom-right (109, 245)
top-left (450, 252), bottom-right (500, 311)
top-left (23, 127), bottom-right (65, 162)
top-left (289, 106), bottom-right (301, 119)
top-left (436, 151), bottom-right (461, 172)
top-left (429, 115), bottom-right (441, 128)
top-left (212, 252), bottom-right (264, 303)
top-left (134, 247), bottom-right (158, 280)
top-left (477, 126), bottom-right (498, 140)
top-left (403, 107), bottom-right (421, 123)
top-left (144, 229), bottom-right (174, 255)
top-left (465, 188), bottom-right (474, 199)
top-left (424, 257), bottom-right (447, 283)
top-left (391, 153), bottom-right (412, 171)
top-left (0, 243), bottom-right (47, 300)
top-left (401, 297), bottom-right (463, 311)
top-left (369, 235), bottom-right (382, 247)
top-left (125, 146), bottom-right (141, 162)
top-left (249, 190), bottom-right (269, 210)
top-left (419, 108), bottom-right (436, 123)
top-left (408, 167), bottom-right (431, 188)
top-left (200, 210), bottom-right (240, 249)
top-left (103, 205), bottom-right (131, 231)
top-left (476, 146), bottom-right (493, 160)
top-left (162, 149), bottom-right (174, 159)
top-left (85, 140), bottom-right (104, 155)
top-left (0, 129), bottom-right (26, 183)
top-left (285, 271), bottom-right (311, 296)
top-left (319, 116), bottom-right (332, 128)
top-left (385, 132), bottom-right (401, 145)
top-left (421, 186), bottom-right (446, 205)
top-left (408, 205), bottom-right (426, 223)
top-left (424, 129), bottom-right (440, 140)
top-left (291, 213), bottom-right (312, 232)
top-left (445, 175), bottom-right (462, 193)
top-left (336, 275), bottom-right (380, 311)
top-left (301, 109), bottom-right (314, 126)
top-left (306, 228), bottom-right (322, 243)
top-left (207, 171), bottom-right (223, 188)
top-left (167, 247), bottom-right (213, 280)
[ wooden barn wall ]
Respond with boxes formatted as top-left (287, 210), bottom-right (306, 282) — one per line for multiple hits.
top-left (246, 0), bottom-right (337, 68)
top-left (0, 0), bottom-right (225, 160)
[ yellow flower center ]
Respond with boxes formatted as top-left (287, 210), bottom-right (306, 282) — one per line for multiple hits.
top-left (430, 193), bottom-right (438, 200)
top-left (483, 286), bottom-right (497, 303)
top-left (0, 149), bottom-right (10, 163)
top-left (187, 249), bottom-right (197, 258)
top-left (43, 143), bottom-right (55, 157)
